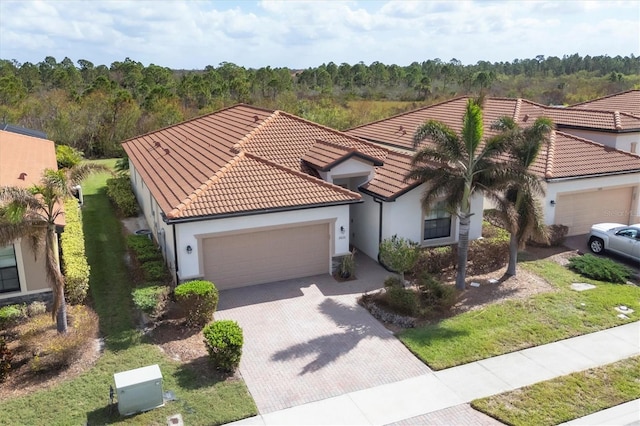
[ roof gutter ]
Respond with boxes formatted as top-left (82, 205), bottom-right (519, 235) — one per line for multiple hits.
top-left (556, 124), bottom-right (640, 134)
top-left (163, 199), bottom-right (363, 225)
top-left (546, 168), bottom-right (640, 183)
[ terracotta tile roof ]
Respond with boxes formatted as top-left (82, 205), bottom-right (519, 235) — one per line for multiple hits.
top-left (0, 130), bottom-right (57, 188)
top-left (0, 130), bottom-right (64, 226)
top-left (532, 130), bottom-right (640, 179)
top-left (238, 111), bottom-right (388, 169)
top-left (302, 139), bottom-right (384, 171)
top-left (569, 90), bottom-right (640, 117)
top-left (123, 104), bottom-right (367, 220)
top-left (360, 151), bottom-right (418, 200)
top-left (347, 97), bottom-right (640, 152)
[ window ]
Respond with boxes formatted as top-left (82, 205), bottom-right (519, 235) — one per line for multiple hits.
top-left (0, 245), bottom-right (20, 293)
top-left (424, 201), bottom-right (452, 240)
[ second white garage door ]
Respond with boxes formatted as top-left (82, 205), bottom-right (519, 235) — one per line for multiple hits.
top-left (554, 186), bottom-right (633, 236)
top-left (202, 223), bottom-right (330, 290)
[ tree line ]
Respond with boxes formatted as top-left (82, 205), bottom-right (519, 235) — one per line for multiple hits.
top-left (0, 54), bottom-right (638, 158)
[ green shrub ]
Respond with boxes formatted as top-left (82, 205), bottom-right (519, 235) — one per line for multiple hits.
top-left (175, 280), bottom-right (219, 327)
top-left (384, 286), bottom-right (420, 316)
top-left (0, 337), bottom-right (13, 383)
top-left (141, 260), bottom-right (169, 282)
top-left (0, 304), bottom-right (26, 327)
top-left (337, 250), bottom-right (356, 279)
top-left (106, 176), bottom-right (138, 217)
top-left (414, 245), bottom-right (456, 274)
top-left (126, 235), bottom-right (162, 262)
top-left (132, 285), bottom-right (169, 317)
top-left (568, 254), bottom-right (633, 284)
top-left (56, 145), bottom-right (83, 169)
top-left (379, 235), bottom-right (419, 281)
top-left (27, 301), bottom-right (47, 317)
top-left (530, 224), bottom-right (568, 247)
top-left (61, 198), bottom-right (90, 304)
top-left (467, 231), bottom-right (509, 274)
top-left (203, 320), bottom-right (244, 372)
top-left (418, 273), bottom-right (458, 311)
top-left (384, 276), bottom-right (403, 288)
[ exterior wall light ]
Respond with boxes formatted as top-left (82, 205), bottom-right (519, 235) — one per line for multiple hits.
top-left (186, 245), bottom-right (193, 254)
top-left (550, 200), bottom-right (556, 206)
top-left (340, 226), bottom-right (345, 233)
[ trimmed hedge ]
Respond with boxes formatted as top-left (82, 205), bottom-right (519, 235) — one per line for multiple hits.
top-left (175, 280), bottom-right (219, 327)
top-left (568, 254), bottom-right (633, 284)
top-left (106, 175), bottom-right (138, 217)
top-left (61, 198), bottom-right (90, 305)
top-left (203, 320), bottom-right (244, 372)
top-left (132, 284), bottom-right (170, 318)
top-left (126, 235), bottom-right (162, 262)
top-left (413, 221), bottom-right (510, 276)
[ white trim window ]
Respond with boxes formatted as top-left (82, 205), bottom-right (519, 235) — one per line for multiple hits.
top-left (0, 245), bottom-right (20, 293)
top-left (423, 201), bottom-right (452, 240)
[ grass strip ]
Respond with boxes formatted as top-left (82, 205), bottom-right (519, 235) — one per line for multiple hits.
top-left (472, 356), bottom-right (640, 426)
top-left (0, 161), bottom-right (257, 425)
top-left (400, 260), bottom-right (640, 370)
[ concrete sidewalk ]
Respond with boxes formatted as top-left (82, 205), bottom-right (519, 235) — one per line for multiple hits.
top-left (229, 321), bottom-right (639, 425)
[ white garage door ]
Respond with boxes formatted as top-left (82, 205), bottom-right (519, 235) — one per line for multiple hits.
top-left (555, 187), bottom-right (633, 236)
top-left (202, 223), bottom-right (330, 290)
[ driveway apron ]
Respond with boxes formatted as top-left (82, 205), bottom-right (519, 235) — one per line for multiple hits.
top-left (215, 254), bottom-right (431, 414)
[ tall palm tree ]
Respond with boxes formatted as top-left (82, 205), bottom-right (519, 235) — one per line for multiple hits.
top-left (0, 164), bottom-right (110, 333)
top-left (489, 116), bottom-right (553, 276)
top-left (406, 98), bottom-right (512, 290)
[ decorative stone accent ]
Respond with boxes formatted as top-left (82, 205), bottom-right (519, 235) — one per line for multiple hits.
top-left (360, 299), bottom-right (416, 328)
top-left (571, 283), bottom-right (596, 292)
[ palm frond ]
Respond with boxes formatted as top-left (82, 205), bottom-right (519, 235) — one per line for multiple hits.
top-left (68, 163), bottom-right (113, 187)
top-left (461, 99), bottom-right (483, 155)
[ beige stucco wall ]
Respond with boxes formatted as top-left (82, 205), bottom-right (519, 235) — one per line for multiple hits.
top-left (18, 239), bottom-right (49, 292)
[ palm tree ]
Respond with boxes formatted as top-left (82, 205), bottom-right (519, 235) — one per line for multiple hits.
top-left (0, 164), bottom-right (110, 333)
top-left (406, 98), bottom-right (512, 290)
top-left (489, 116), bottom-right (553, 276)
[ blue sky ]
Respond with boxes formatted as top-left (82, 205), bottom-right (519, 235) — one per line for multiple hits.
top-left (0, 0), bottom-right (638, 70)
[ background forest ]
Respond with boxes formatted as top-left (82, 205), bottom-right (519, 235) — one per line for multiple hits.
top-left (0, 54), bottom-right (638, 158)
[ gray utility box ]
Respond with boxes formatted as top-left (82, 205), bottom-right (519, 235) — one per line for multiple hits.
top-left (114, 364), bottom-right (164, 416)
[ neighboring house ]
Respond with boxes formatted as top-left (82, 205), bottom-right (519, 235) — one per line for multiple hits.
top-left (0, 129), bottom-right (62, 304)
top-left (347, 96), bottom-right (640, 237)
top-left (565, 89), bottom-right (640, 154)
top-left (122, 104), bottom-right (483, 290)
top-left (569, 89), bottom-right (640, 117)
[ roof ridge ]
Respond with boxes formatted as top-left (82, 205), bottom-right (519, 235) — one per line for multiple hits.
top-left (233, 110), bottom-right (280, 152)
top-left (614, 111), bottom-right (622, 130)
top-left (514, 98), bottom-right (522, 121)
top-left (243, 151), bottom-right (361, 200)
top-left (122, 103), bottom-right (275, 146)
top-left (568, 89), bottom-right (639, 107)
top-left (544, 130), bottom-right (556, 179)
top-left (345, 96), bottom-right (469, 132)
top-left (167, 152), bottom-right (246, 218)
top-left (312, 138), bottom-right (356, 152)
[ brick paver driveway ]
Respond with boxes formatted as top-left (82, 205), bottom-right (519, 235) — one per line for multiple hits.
top-left (216, 254), bottom-right (432, 414)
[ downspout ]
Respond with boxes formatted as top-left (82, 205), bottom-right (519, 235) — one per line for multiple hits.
top-left (172, 223), bottom-right (179, 287)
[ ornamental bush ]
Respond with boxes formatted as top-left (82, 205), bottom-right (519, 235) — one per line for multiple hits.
top-left (141, 260), bottom-right (168, 282)
top-left (568, 254), bottom-right (633, 284)
top-left (203, 320), bottom-right (243, 372)
top-left (132, 285), bottom-right (170, 318)
top-left (61, 199), bottom-right (90, 304)
top-left (126, 235), bottom-right (162, 262)
top-left (175, 280), bottom-right (219, 327)
top-left (106, 176), bottom-right (138, 217)
top-left (0, 337), bottom-right (13, 383)
top-left (0, 304), bottom-right (26, 327)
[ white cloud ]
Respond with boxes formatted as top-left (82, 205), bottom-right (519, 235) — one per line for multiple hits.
top-left (0, 0), bottom-right (638, 69)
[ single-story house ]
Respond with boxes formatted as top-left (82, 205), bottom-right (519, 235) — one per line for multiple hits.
top-left (122, 104), bottom-right (483, 289)
top-left (346, 95), bottom-right (640, 237)
top-left (0, 129), bottom-right (62, 304)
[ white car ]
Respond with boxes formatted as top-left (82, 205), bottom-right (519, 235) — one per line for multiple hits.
top-left (588, 223), bottom-right (640, 262)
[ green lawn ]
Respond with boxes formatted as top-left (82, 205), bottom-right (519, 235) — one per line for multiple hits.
top-left (0, 161), bottom-right (257, 425)
top-left (472, 356), bottom-right (640, 426)
top-left (400, 259), bottom-right (640, 370)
